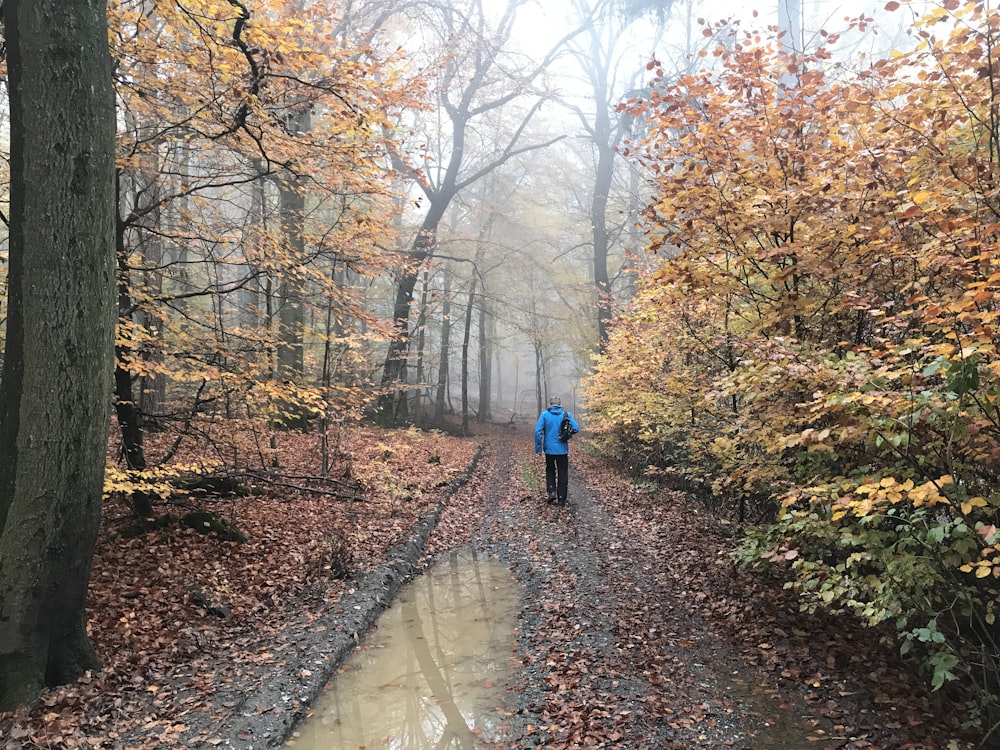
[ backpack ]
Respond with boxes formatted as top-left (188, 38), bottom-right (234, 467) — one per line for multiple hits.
top-left (558, 411), bottom-right (573, 442)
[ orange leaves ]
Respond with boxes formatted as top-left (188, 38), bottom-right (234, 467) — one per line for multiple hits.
top-left (588, 2), bottom-right (1000, 711)
top-left (843, 476), bottom-right (952, 518)
top-left (607, 0), bottom-right (1000, 504)
top-left (109, 0), bottom-right (424, 437)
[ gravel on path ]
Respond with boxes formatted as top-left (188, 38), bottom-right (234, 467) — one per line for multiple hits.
top-left (449, 432), bottom-right (970, 750)
top-left (141, 428), bottom-right (971, 750)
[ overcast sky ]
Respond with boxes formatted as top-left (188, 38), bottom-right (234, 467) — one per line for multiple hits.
top-left (500, 0), bottom-right (935, 102)
top-left (509, 0), bottom-right (932, 55)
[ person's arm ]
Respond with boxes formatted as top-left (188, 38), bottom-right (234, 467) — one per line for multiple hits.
top-left (534, 413), bottom-right (545, 453)
top-left (569, 412), bottom-right (580, 435)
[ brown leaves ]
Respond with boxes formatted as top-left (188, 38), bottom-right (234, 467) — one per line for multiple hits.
top-left (0, 422), bottom-right (476, 749)
top-left (590, 0), bottom-right (1000, 719)
top-left (1, 428), bottom-right (969, 748)
top-left (546, 452), bottom-right (964, 749)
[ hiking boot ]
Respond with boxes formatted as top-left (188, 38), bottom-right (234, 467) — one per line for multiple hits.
top-left (547, 492), bottom-right (556, 504)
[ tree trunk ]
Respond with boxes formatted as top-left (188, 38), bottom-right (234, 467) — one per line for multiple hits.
top-left (277, 188), bottom-right (306, 379)
top-left (534, 340), bottom-right (545, 415)
top-left (477, 298), bottom-right (492, 422)
top-left (277, 109), bottom-right (311, 384)
top-left (114, 223), bottom-right (154, 519)
top-left (0, 0), bottom-right (116, 710)
top-left (412, 268), bottom-right (431, 422)
top-left (273, 112), bottom-right (310, 428)
top-left (379, 198), bottom-right (449, 421)
top-left (434, 272), bottom-right (453, 423)
top-left (592, 135), bottom-right (615, 349)
top-left (460, 277), bottom-right (477, 435)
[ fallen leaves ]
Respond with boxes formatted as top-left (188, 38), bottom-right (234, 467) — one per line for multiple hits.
top-left (488, 443), bottom-right (969, 749)
top-left (0, 422), bottom-right (476, 749)
top-left (0, 426), bottom-right (972, 749)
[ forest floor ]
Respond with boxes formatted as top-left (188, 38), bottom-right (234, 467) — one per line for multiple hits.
top-left (0, 422), bottom-right (981, 750)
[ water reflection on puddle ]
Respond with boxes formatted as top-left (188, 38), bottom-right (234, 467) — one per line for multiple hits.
top-left (286, 548), bottom-right (521, 750)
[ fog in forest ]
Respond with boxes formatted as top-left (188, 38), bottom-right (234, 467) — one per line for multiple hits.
top-left (374, 0), bottom-right (929, 425)
top-left (5, 0), bottom-right (1000, 739)
top-left (0, 0), bottom-right (934, 429)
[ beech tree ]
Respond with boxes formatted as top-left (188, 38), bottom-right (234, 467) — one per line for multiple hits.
top-left (586, 2), bottom-right (1000, 719)
top-left (105, 0), bottom-right (417, 506)
top-left (0, 0), bottom-right (116, 709)
top-left (377, 0), bottom-right (569, 421)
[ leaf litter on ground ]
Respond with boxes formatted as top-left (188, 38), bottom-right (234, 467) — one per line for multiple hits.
top-left (0, 422), bottom-right (976, 750)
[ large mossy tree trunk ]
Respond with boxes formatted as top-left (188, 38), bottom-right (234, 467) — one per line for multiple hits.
top-left (0, 0), bottom-right (116, 710)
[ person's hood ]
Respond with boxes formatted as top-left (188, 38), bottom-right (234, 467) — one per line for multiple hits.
top-left (547, 404), bottom-right (564, 414)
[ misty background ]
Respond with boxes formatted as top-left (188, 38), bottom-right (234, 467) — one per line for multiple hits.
top-left (373, 0), bottom-right (927, 425)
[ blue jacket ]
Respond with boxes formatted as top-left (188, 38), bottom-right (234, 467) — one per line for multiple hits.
top-left (535, 405), bottom-right (579, 455)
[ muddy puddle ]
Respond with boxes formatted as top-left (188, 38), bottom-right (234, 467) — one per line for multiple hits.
top-left (285, 548), bottom-right (521, 750)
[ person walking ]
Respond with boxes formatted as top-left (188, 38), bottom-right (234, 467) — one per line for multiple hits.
top-left (534, 396), bottom-right (579, 506)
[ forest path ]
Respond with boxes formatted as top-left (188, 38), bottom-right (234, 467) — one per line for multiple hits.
top-left (6, 424), bottom-right (961, 750)
top-left (453, 430), bottom-right (963, 750)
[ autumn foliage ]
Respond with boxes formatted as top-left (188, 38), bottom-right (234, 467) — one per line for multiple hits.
top-left (584, 0), bottom-right (1000, 721)
top-left (108, 0), bottom-right (422, 500)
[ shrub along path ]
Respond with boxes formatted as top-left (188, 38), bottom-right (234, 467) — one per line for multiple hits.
top-left (461, 434), bottom-right (972, 749)
top-left (0, 424), bottom-right (975, 749)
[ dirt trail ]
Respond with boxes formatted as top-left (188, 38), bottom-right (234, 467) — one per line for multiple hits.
top-left (458, 432), bottom-right (966, 750)
top-left (2, 427), bottom-right (969, 750)
top-left (470, 437), bottom-right (799, 748)
top-left (201, 429), bottom-right (967, 749)
top-left (76, 429), bottom-right (970, 749)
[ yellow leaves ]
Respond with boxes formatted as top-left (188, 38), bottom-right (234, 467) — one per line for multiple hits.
top-left (957, 523), bottom-right (1000, 578)
top-left (960, 559), bottom-right (998, 578)
top-left (104, 462), bottom-right (219, 500)
top-left (911, 476), bottom-right (954, 507)
top-left (596, 0), bottom-right (1000, 585)
top-left (105, 0), bottom-right (415, 431)
top-left (961, 496), bottom-right (988, 515)
top-left (826, 476), bottom-right (956, 519)
top-left (856, 477), bottom-right (905, 506)
top-left (784, 426), bottom-right (836, 451)
top-left (815, 475), bottom-right (996, 525)
top-left (921, 6), bottom-right (952, 25)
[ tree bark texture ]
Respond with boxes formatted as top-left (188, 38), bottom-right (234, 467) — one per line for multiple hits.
top-left (277, 188), bottom-right (306, 380)
top-left (460, 276), bottom-right (476, 435)
top-left (379, 199), bottom-right (449, 421)
top-left (592, 131), bottom-right (615, 350)
top-left (477, 299), bottom-right (492, 422)
top-left (0, 0), bottom-right (116, 709)
top-left (114, 235), bottom-right (154, 519)
top-left (434, 272), bottom-right (453, 423)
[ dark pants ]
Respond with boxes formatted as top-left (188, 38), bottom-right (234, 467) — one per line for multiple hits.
top-left (545, 453), bottom-right (569, 503)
